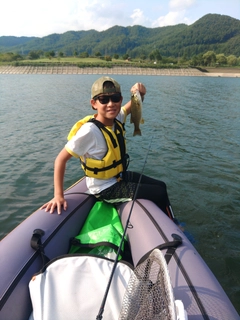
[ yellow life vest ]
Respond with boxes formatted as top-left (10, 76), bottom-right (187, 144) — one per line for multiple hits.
top-left (67, 115), bottom-right (129, 180)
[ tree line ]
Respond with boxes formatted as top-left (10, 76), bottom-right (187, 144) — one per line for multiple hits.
top-left (0, 49), bottom-right (239, 67)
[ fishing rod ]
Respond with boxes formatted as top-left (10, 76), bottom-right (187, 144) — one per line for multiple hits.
top-left (96, 136), bottom-right (153, 320)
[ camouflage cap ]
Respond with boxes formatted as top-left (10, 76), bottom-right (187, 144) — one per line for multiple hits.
top-left (91, 76), bottom-right (121, 98)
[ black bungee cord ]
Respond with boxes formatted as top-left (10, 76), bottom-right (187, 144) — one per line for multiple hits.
top-left (96, 136), bottom-right (153, 320)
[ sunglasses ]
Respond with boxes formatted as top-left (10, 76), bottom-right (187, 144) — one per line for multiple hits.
top-left (95, 93), bottom-right (121, 104)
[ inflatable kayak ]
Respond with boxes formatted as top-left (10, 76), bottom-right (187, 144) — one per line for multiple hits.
top-left (0, 177), bottom-right (239, 320)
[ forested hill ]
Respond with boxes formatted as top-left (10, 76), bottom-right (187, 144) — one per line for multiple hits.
top-left (0, 14), bottom-right (239, 58)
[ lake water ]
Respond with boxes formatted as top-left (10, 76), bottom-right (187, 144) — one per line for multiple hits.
top-left (0, 74), bottom-right (240, 313)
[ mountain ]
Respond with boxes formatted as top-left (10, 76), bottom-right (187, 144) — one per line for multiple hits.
top-left (0, 14), bottom-right (239, 58)
top-left (0, 36), bottom-right (37, 49)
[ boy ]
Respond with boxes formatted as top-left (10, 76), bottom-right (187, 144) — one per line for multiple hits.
top-left (42, 76), bottom-right (173, 219)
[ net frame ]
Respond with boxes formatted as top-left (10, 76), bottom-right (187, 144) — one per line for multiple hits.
top-left (119, 249), bottom-right (177, 320)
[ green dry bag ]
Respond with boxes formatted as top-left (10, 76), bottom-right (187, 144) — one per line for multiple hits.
top-left (69, 201), bottom-right (126, 260)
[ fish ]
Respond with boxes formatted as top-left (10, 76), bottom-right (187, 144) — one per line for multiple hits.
top-left (130, 90), bottom-right (144, 136)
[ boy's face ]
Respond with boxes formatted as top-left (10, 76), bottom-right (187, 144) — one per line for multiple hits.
top-left (91, 93), bottom-right (122, 125)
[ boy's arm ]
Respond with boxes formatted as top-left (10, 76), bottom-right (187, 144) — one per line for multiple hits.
top-left (41, 148), bottom-right (72, 214)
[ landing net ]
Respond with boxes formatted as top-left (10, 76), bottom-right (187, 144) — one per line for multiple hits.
top-left (119, 249), bottom-right (180, 320)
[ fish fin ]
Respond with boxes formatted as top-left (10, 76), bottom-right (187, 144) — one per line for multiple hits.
top-left (140, 118), bottom-right (144, 124)
top-left (133, 129), bottom-right (142, 136)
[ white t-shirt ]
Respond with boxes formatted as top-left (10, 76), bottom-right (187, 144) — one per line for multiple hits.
top-left (65, 108), bottom-right (127, 194)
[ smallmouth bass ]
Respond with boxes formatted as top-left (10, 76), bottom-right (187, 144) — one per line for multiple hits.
top-left (130, 90), bottom-right (144, 136)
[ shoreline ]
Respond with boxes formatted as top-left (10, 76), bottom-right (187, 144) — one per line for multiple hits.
top-left (0, 65), bottom-right (239, 77)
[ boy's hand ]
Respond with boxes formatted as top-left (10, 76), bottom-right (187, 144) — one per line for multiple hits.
top-left (40, 195), bottom-right (67, 215)
top-left (131, 83), bottom-right (146, 101)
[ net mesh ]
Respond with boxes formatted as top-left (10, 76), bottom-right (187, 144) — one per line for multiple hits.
top-left (119, 249), bottom-right (177, 320)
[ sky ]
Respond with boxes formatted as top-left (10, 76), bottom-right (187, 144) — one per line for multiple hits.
top-left (0, 0), bottom-right (239, 38)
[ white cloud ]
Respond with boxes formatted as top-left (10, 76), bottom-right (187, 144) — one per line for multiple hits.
top-left (130, 9), bottom-right (150, 26)
top-left (152, 0), bottom-right (196, 27)
top-left (0, 0), bottom-right (131, 36)
top-left (169, 0), bottom-right (196, 11)
top-left (152, 11), bottom-right (189, 27)
top-left (64, 1), bottom-right (132, 32)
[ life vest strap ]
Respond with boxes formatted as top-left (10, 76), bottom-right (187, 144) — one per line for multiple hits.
top-left (81, 158), bottom-right (123, 173)
top-left (88, 118), bottom-right (118, 148)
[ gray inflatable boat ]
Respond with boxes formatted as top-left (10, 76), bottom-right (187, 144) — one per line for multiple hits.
top-left (0, 177), bottom-right (239, 320)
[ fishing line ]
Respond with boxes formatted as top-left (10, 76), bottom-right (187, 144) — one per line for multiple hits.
top-left (96, 136), bottom-right (153, 320)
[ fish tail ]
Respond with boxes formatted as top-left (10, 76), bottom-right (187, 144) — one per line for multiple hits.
top-left (133, 129), bottom-right (142, 136)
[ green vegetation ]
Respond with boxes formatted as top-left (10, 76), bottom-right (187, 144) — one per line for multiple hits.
top-left (1, 49), bottom-right (239, 69)
top-left (0, 14), bottom-right (240, 68)
top-left (0, 55), bottom-right (175, 69)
